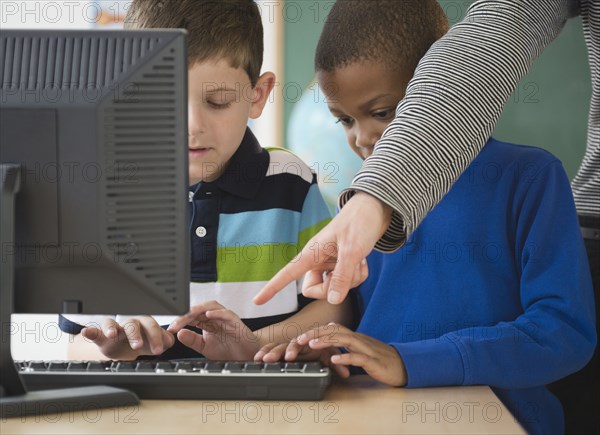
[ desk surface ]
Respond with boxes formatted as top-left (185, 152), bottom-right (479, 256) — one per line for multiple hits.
top-left (2, 376), bottom-right (525, 434)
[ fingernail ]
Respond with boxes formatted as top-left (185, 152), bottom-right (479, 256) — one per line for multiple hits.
top-left (328, 290), bottom-right (341, 304)
top-left (361, 258), bottom-right (367, 265)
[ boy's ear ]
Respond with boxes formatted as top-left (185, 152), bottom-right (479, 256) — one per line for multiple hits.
top-left (249, 72), bottom-right (276, 119)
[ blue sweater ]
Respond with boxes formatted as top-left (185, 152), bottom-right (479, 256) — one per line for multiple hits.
top-left (356, 138), bottom-right (596, 435)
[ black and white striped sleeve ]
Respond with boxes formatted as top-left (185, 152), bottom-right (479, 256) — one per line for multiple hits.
top-left (339, 0), bottom-right (579, 252)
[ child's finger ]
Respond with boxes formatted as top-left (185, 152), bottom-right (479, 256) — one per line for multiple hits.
top-left (283, 338), bottom-right (311, 361)
top-left (167, 311), bottom-right (209, 332)
top-left (100, 318), bottom-right (122, 339)
top-left (294, 322), bottom-right (342, 346)
top-left (261, 343), bottom-right (289, 362)
top-left (168, 301), bottom-right (226, 332)
top-left (161, 329), bottom-right (176, 350)
top-left (254, 342), bottom-right (281, 361)
top-left (330, 351), bottom-right (369, 368)
top-left (137, 317), bottom-right (172, 355)
top-left (308, 326), bottom-right (374, 355)
top-left (329, 360), bottom-right (352, 378)
top-left (308, 331), bottom-right (360, 351)
top-left (204, 308), bottom-right (239, 323)
top-left (81, 326), bottom-right (107, 343)
top-left (121, 319), bottom-right (147, 350)
top-left (177, 329), bottom-right (206, 353)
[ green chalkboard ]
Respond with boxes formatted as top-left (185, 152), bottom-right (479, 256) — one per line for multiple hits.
top-left (493, 17), bottom-right (590, 180)
top-left (283, 1), bottom-right (591, 180)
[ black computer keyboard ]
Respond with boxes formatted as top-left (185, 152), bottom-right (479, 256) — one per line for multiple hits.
top-left (16, 360), bottom-right (331, 401)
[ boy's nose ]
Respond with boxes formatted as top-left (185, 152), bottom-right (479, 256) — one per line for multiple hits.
top-left (355, 129), bottom-right (377, 150)
top-left (188, 105), bottom-right (205, 136)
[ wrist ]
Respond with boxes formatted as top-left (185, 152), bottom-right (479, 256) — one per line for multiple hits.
top-left (352, 192), bottom-right (393, 233)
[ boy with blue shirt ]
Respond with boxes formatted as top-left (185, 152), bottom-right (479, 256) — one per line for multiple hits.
top-left (61, 0), bottom-right (352, 361)
top-left (257, 1), bottom-right (596, 433)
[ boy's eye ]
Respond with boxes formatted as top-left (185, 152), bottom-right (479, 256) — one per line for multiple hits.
top-left (373, 109), bottom-right (394, 120)
top-left (335, 116), bottom-right (353, 127)
top-left (207, 101), bottom-right (231, 109)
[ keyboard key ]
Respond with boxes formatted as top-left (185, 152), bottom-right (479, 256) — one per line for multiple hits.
top-left (155, 361), bottom-right (175, 372)
top-left (174, 361), bottom-right (193, 372)
top-left (204, 362), bottom-right (224, 372)
top-left (264, 363), bottom-right (283, 373)
top-left (284, 362), bottom-right (303, 372)
top-left (191, 361), bottom-right (207, 372)
top-left (87, 361), bottom-right (109, 371)
top-left (115, 362), bottom-right (136, 372)
top-left (304, 362), bottom-right (324, 373)
top-left (243, 362), bottom-right (263, 372)
top-left (48, 362), bottom-right (69, 371)
top-left (67, 362), bottom-right (87, 371)
top-left (135, 362), bottom-right (156, 372)
top-left (28, 361), bottom-right (48, 371)
top-left (223, 362), bottom-right (244, 372)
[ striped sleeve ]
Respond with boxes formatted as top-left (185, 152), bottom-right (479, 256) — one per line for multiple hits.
top-left (339, 0), bottom-right (579, 252)
top-left (572, 0), bottom-right (600, 217)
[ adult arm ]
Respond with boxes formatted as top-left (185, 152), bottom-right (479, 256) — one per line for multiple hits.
top-left (255, 0), bottom-right (579, 305)
top-left (343, 0), bottom-right (578, 252)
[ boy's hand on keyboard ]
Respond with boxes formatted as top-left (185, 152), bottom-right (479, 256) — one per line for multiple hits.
top-left (255, 338), bottom-right (348, 376)
top-left (167, 301), bottom-right (260, 360)
top-left (81, 316), bottom-right (175, 360)
top-left (255, 323), bottom-right (349, 378)
top-left (257, 323), bottom-right (407, 386)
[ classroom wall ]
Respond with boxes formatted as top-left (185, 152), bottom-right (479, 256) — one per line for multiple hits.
top-left (283, 0), bottom-right (591, 180)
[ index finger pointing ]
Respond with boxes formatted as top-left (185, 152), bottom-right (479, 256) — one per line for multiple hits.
top-left (253, 247), bottom-right (319, 305)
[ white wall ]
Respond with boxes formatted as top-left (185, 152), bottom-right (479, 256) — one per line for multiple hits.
top-left (10, 315), bottom-right (70, 360)
top-left (250, 0), bottom-right (284, 147)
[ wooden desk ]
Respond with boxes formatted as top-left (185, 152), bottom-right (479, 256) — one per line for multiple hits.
top-left (1, 376), bottom-right (525, 434)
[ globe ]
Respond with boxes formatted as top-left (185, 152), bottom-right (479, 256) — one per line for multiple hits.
top-left (287, 81), bottom-right (363, 212)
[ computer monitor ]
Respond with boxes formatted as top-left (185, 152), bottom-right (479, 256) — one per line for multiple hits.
top-left (0, 29), bottom-right (190, 416)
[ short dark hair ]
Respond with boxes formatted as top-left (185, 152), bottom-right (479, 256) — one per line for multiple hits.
top-left (125, 0), bottom-right (263, 86)
top-left (315, 0), bottom-right (448, 77)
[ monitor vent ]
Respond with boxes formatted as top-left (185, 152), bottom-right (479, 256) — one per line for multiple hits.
top-left (0, 35), bottom-right (160, 90)
top-left (102, 48), bottom-right (183, 296)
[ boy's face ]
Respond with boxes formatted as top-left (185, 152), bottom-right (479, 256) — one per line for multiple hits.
top-left (317, 62), bottom-right (409, 160)
top-left (187, 59), bottom-right (256, 184)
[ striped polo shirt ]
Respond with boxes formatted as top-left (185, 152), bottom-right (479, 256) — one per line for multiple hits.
top-left (186, 128), bottom-right (331, 328)
top-left (60, 128), bottom-right (331, 335)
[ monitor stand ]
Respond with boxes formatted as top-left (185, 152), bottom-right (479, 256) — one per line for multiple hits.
top-left (0, 164), bottom-right (139, 418)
